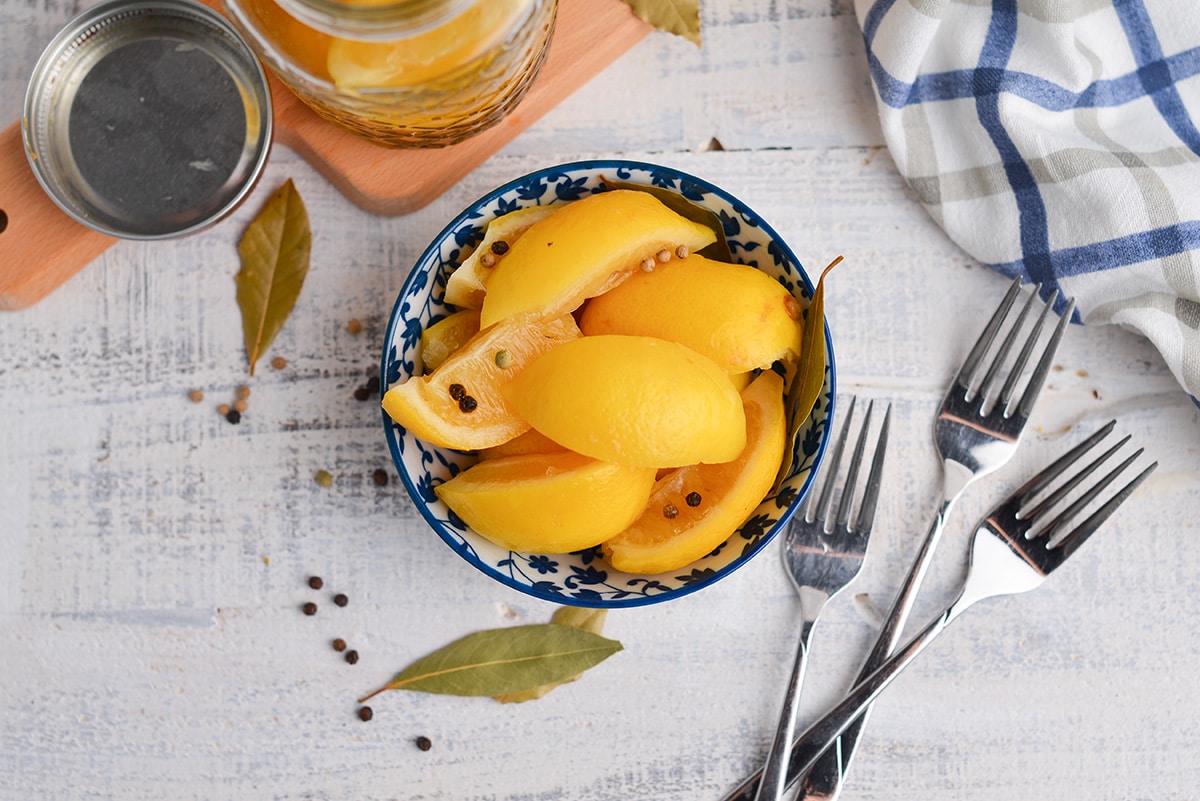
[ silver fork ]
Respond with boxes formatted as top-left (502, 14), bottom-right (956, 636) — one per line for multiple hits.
top-left (753, 422), bottom-right (1156, 785)
top-left (722, 277), bottom-right (1075, 801)
top-left (752, 397), bottom-right (890, 801)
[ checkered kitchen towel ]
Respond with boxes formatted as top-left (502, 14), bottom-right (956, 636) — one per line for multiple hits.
top-left (855, 0), bottom-right (1200, 402)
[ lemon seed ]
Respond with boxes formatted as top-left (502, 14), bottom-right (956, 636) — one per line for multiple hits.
top-left (784, 296), bottom-right (802, 320)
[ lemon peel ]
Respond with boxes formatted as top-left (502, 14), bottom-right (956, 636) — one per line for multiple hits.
top-left (579, 254), bottom-right (803, 373)
top-left (602, 370), bottom-right (787, 574)
top-left (503, 334), bottom-right (746, 468)
top-left (435, 452), bottom-right (656, 553)
top-left (479, 190), bottom-right (718, 328)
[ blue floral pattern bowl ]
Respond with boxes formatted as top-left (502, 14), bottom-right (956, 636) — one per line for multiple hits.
top-left (381, 160), bottom-right (836, 608)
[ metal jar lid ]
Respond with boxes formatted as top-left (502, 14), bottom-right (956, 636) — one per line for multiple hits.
top-left (22, 0), bottom-right (273, 240)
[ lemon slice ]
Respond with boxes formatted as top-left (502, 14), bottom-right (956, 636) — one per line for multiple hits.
top-left (327, 0), bottom-right (533, 90)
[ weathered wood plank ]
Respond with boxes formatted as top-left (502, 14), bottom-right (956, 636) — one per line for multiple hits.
top-left (2, 2), bottom-right (1198, 800)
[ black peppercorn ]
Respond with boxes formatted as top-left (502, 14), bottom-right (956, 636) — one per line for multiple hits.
top-left (415, 736), bottom-right (432, 751)
top-left (685, 492), bottom-right (702, 507)
top-left (332, 638), bottom-right (347, 652)
top-left (345, 649), bottom-right (359, 665)
top-left (490, 240), bottom-right (510, 255)
top-left (372, 469), bottom-right (389, 487)
top-left (225, 409), bottom-right (241, 424)
top-left (663, 504), bottom-right (679, 519)
top-left (308, 576), bottom-right (324, 590)
top-left (458, 395), bottom-right (478, 413)
top-left (302, 602), bottom-right (318, 616)
top-left (366, 375), bottom-right (381, 394)
top-left (448, 383), bottom-right (466, 400)
top-left (354, 386), bottom-right (370, 402)
top-left (334, 593), bottom-right (349, 607)
top-left (358, 706), bottom-right (373, 722)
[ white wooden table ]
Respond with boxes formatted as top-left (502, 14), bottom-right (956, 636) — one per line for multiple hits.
top-left (3, 2), bottom-right (1199, 799)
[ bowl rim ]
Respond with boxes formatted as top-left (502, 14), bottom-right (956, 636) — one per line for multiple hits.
top-left (380, 158), bottom-right (839, 607)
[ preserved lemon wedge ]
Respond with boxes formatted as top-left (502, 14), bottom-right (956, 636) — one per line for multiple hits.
top-left (580, 254), bottom-right (803, 373)
top-left (601, 370), bottom-right (787, 574)
top-left (444, 205), bottom-right (561, 309)
top-left (382, 312), bottom-right (581, 451)
top-left (478, 190), bottom-right (718, 328)
top-left (419, 309), bottom-right (481, 372)
top-left (503, 335), bottom-right (746, 468)
top-left (435, 452), bottom-right (656, 553)
top-left (478, 428), bottom-right (566, 461)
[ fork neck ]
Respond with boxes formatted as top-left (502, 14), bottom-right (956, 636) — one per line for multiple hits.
top-left (941, 458), bottom-right (976, 502)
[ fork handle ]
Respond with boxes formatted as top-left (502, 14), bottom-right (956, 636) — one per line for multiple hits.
top-left (718, 497), bottom-right (962, 801)
top-left (752, 619), bottom-right (817, 801)
top-left (792, 495), bottom-right (960, 798)
top-left (773, 603), bottom-right (963, 788)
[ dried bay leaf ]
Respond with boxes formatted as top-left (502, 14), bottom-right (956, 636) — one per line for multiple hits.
top-left (622, 0), bottom-right (702, 46)
top-left (495, 607), bottom-right (609, 703)
top-left (778, 256), bottom-right (841, 483)
top-left (791, 256), bottom-right (840, 424)
top-left (236, 179), bottom-right (311, 376)
top-left (357, 621), bottom-right (622, 702)
top-left (547, 606), bottom-right (607, 633)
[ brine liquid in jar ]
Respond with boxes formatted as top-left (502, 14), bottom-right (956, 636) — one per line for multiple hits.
top-left (223, 0), bottom-right (556, 147)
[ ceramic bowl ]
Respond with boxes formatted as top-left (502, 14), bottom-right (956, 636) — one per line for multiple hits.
top-left (381, 160), bottom-right (836, 608)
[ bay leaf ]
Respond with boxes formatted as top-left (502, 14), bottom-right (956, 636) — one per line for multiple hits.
top-left (622, 0), bottom-right (701, 46)
top-left (547, 606), bottom-right (607, 634)
top-left (778, 256), bottom-right (841, 483)
top-left (357, 622), bottom-right (622, 702)
top-left (236, 179), bottom-right (311, 376)
top-left (601, 178), bottom-right (732, 262)
top-left (495, 607), bottom-right (609, 703)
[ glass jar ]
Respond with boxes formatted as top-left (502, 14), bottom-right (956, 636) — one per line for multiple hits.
top-left (223, 0), bottom-right (557, 147)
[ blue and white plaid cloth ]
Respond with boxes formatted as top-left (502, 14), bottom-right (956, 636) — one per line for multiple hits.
top-left (855, 0), bottom-right (1200, 402)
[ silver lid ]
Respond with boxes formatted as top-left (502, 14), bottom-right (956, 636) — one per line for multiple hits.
top-left (22, 0), bottom-right (273, 240)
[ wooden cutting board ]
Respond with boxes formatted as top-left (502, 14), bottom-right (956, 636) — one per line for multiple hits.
top-left (0, 0), bottom-right (652, 310)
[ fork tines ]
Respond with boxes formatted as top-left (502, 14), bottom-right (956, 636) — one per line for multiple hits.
top-left (1009, 421), bottom-right (1157, 566)
top-left (805, 396), bottom-right (891, 537)
top-left (959, 277), bottom-right (1076, 418)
